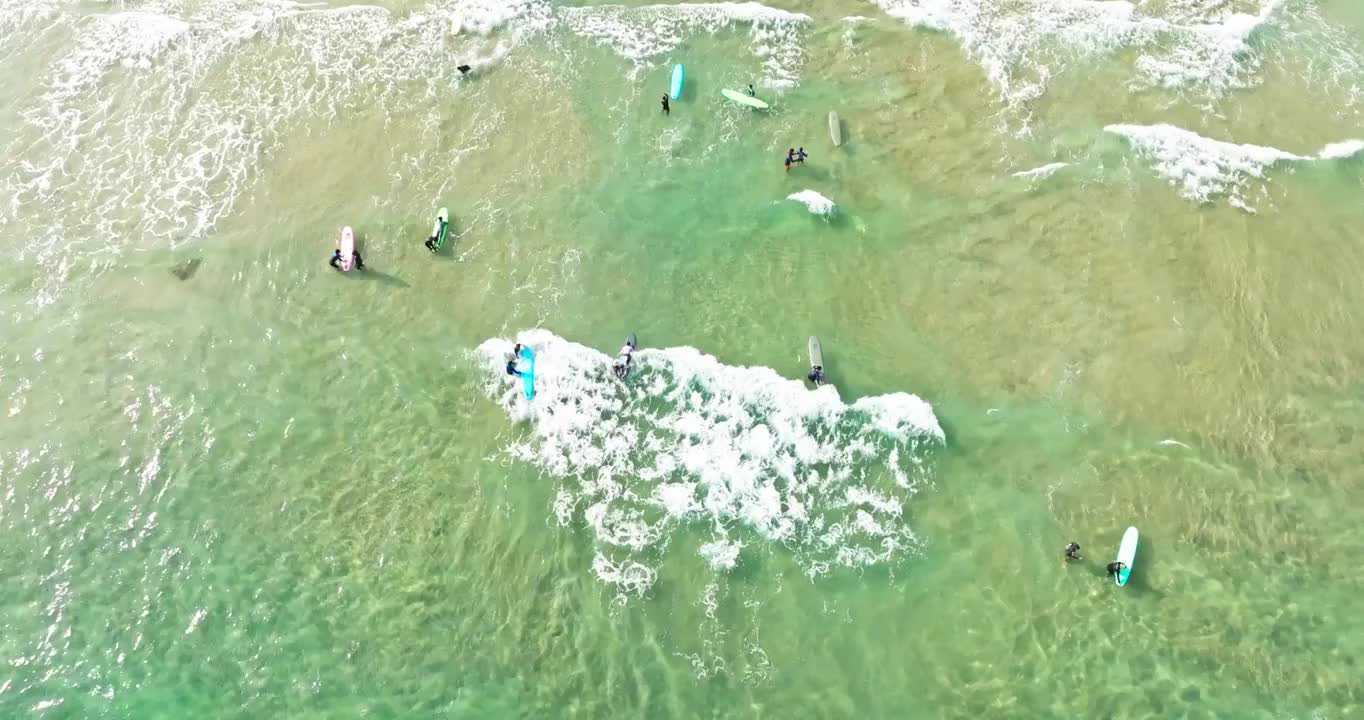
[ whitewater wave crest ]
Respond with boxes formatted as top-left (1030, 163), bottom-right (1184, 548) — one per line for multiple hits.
top-left (478, 330), bottom-right (944, 598)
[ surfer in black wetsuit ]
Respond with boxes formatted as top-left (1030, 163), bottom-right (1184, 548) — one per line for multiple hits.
top-left (747, 84), bottom-right (756, 97)
top-left (506, 344), bottom-right (523, 377)
top-left (1106, 561), bottom-right (1127, 579)
top-left (807, 365), bottom-right (825, 386)
top-left (330, 249), bottom-right (365, 270)
top-left (661, 94), bottom-right (670, 115)
top-left (1064, 542), bottom-right (1081, 562)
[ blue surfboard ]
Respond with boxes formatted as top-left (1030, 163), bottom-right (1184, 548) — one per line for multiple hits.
top-left (670, 64), bottom-right (684, 101)
top-left (519, 345), bottom-right (535, 400)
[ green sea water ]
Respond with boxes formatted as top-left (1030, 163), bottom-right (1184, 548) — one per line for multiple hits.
top-left (2, 0), bottom-right (1364, 717)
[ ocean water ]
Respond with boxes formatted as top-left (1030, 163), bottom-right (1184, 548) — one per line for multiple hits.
top-left (2, 0), bottom-right (1364, 717)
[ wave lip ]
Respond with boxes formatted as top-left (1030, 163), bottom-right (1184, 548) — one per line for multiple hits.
top-left (1105, 123), bottom-right (1363, 211)
top-left (478, 330), bottom-right (944, 597)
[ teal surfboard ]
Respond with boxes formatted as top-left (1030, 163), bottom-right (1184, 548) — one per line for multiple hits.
top-left (721, 88), bottom-right (768, 109)
top-left (519, 345), bottom-right (535, 400)
top-left (670, 64), bottom-right (684, 100)
top-left (1115, 526), bottom-right (1138, 586)
top-left (430, 207), bottom-right (450, 251)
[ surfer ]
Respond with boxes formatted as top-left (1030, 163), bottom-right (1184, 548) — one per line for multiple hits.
top-left (425, 217), bottom-right (447, 252)
top-left (1106, 561), bottom-right (1127, 579)
top-left (747, 84), bottom-right (756, 97)
top-left (505, 344), bottom-right (524, 377)
top-left (329, 249), bottom-right (365, 270)
top-left (785, 148), bottom-right (795, 172)
top-left (612, 339), bottom-right (637, 380)
top-left (661, 94), bottom-right (670, 116)
top-left (796, 147), bottom-right (808, 164)
top-left (807, 364), bottom-right (825, 386)
top-left (1064, 542), bottom-right (1081, 562)
top-left (457, 64), bottom-right (471, 75)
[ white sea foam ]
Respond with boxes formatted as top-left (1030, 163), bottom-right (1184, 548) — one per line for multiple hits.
top-left (1012, 162), bottom-right (1069, 180)
top-left (478, 330), bottom-right (944, 597)
top-left (786, 190), bottom-right (836, 216)
top-left (560, 2), bottom-right (810, 88)
top-left (1318, 140), bottom-right (1364, 160)
top-left (1106, 123), bottom-right (1364, 210)
top-left (870, 0), bottom-right (1297, 112)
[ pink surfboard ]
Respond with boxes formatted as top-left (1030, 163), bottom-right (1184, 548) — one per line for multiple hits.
top-left (339, 226), bottom-right (354, 271)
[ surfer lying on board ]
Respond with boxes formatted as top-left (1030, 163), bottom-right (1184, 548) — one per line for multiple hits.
top-left (1064, 542), bottom-right (1081, 562)
top-left (329, 249), bottom-right (365, 270)
top-left (505, 344), bottom-right (524, 377)
top-left (1106, 561), bottom-right (1127, 579)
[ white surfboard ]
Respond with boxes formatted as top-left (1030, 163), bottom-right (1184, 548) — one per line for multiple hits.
top-left (829, 111), bottom-right (842, 147)
top-left (339, 226), bottom-right (354, 271)
top-left (450, 10), bottom-right (463, 35)
top-left (1115, 526), bottom-right (1138, 586)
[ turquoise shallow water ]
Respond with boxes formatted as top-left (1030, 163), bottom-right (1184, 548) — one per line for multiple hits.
top-left (3, 0), bottom-right (1364, 717)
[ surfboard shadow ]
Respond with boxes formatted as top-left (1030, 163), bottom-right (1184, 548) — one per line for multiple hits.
top-left (1122, 534), bottom-right (1164, 600)
top-left (354, 268), bottom-right (410, 288)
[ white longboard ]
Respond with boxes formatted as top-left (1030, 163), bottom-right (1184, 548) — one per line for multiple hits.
top-left (1115, 526), bottom-right (1138, 586)
top-left (338, 226), bottom-right (354, 271)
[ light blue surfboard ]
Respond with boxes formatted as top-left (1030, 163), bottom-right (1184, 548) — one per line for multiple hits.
top-left (519, 345), bottom-right (535, 400)
top-left (1115, 526), bottom-right (1138, 586)
top-left (670, 64), bottom-right (684, 100)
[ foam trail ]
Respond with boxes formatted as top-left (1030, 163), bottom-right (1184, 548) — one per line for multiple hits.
top-left (870, 0), bottom-right (1301, 113)
top-left (1012, 162), bottom-right (1069, 180)
top-left (559, 2), bottom-right (810, 88)
top-left (786, 190), bottom-right (835, 216)
top-left (478, 330), bottom-right (944, 597)
top-left (1105, 123), bottom-right (1364, 211)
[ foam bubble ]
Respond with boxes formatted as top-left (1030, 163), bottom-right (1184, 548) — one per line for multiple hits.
top-left (1106, 123), bottom-right (1364, 211)
top-left (786, 190), bottom-right (835, 216)
top-left (477, 330), bottom-right (944, 597)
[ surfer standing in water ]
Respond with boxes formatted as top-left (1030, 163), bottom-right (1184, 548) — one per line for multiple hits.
top-left (1106, 561), bottom-right (1127, 579)
top-left (747, 84), bottom-right (756, 97)
top-left (807, 364), bottom-right (825, 386)
top-left (661, 94), bottom-right (670, 115)
top-left (796, 147), bottom-right (808, 164)
top-left (329, 248), bottom-right (364, 271)
top-left (785, 148), bottom-right (795, 172)
top-left (1063, 542), bottom-right (1081, 563)
top-left (505, 344), bottom-right (524, 377)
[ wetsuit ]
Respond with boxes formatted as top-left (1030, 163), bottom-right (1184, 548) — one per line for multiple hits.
top-left (1106, 561), bottom-right (1126, 578)
top-left (808, 366), bottom-right (824, 386)
top-left (1064, 543), bottom-right (1081, 562)
top-left (329, 250), bottom-right (342, 269)
top-left (426, 220), bottom-right (447, 252)
top-left (662, 95), bottom-right (670, 115)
